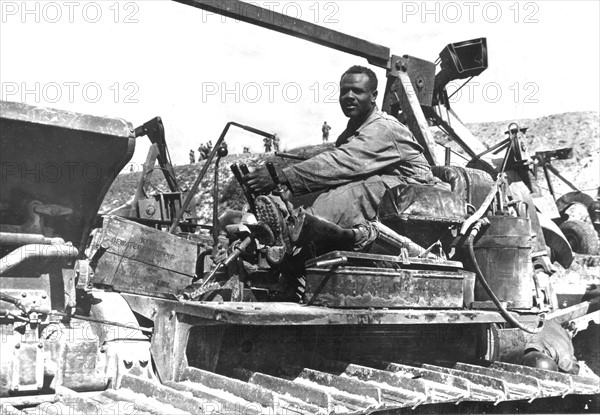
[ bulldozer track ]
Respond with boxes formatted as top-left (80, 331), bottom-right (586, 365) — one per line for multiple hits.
top-left (2, 360), bottom-right (598, 414)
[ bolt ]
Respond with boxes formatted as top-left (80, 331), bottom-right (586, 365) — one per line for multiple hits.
top-left (21, 293), bottom-right (27, 298)
top-left (395, 60), bottom-right (407, 72)
top-left (139, 360), bottom-right (149, 367)
top-left (100, 345), bottom-right (107, 353)
top-left (12, 385), bottom-right (19, 391)
top-left (416, 77), bottom-right (424, 89)
top-left (41, 294), bottom-right (47, 299)
top-left (15, 343), bottom-right (20, 349)
top-left (38, 342), bottom-right (43, 349)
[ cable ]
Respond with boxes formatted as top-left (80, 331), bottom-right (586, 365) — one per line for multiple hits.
top-left (536, 184), bottom-right (599, 193)
top-left (467, 219), bottom-right (544, 334)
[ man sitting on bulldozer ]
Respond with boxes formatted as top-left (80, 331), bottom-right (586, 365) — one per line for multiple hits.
top-left (244, 65), bottom-right (437, 253)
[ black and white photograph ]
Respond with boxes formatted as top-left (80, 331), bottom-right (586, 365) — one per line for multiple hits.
top-left (1, 1), bottom-right (599, 413)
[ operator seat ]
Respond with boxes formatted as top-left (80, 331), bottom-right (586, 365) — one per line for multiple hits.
top-left (377, 166), bottom-right (495, 249)
top-left (431, 165), bottom-right (495, 211)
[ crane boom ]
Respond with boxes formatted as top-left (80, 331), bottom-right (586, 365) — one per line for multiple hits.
top-left (172, 0), bottom-right (391, 68)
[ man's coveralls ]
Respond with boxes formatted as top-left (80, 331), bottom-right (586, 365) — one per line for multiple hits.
top-left (281, 107), bottom-right (433, 228)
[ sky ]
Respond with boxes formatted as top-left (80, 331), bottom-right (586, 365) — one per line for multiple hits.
top-left (1, 0), bottom-right (599, 167)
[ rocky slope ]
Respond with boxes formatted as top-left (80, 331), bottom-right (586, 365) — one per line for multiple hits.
top-left (465, 111), bottom-right (599, 197)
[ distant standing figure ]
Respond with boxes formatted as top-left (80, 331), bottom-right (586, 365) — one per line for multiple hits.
top-left (322, 121), bottom-right (331, 143)
top-left (206, 140), bottom-right (213, 153)
top-left (189, 149), bottom-right (195, 164)
top-left (243, 147), bottom-right (250, 154)
top-left (272, 133), bottom-right (280, 152)
top-left (198, 144), bottom-right (208, 160)
top-left (263, 136), bottom-right (272, 153)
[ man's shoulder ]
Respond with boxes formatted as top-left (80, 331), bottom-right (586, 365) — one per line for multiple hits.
top-left (373, 110), bottom-right (403, 125)
top-left (364, 110), bottom-right (410, 135)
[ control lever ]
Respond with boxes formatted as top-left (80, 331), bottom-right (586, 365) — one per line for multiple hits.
top-left (266, 162), bottom-right (281, 186)
top-left (230, 164), bottom-right (256, 213)
top-left (239, 163), bottom-right (250, 176)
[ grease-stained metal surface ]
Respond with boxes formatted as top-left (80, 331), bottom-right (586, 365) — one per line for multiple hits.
top-left (0, 101), bottom-right (135, 252)
top-left (90, 215), bottom-right (196, 298)
top-left (304, 266), bottom-right (473, 308)
top-left (121, 293), bottom-right (536, 326)
top-left (472, 216), bottom-right (535, 309)
top-left (303, 250), bottom-right (474, 308)
top-left (0, 101), bottom-right (133, 137)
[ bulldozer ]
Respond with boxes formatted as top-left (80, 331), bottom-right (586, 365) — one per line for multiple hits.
top-left (1, 0), bottom-right (598, 413)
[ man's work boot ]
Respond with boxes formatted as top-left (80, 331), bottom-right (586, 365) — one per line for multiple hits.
top-left (254, 196), bottom-right (366, 252)
top-left (288, 210), bottom-right (357, 249)
top-left (254, 195), bottom-right (292, 253)
top-left (255, 195), bottom-right (431, 256)
top-left (289, 214), bottom-right (432, 257)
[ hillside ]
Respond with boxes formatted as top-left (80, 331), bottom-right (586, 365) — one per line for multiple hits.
top-left (102, 111), bottom-right (599, 223)
top-left (465, 111), bottom-right (599, 196)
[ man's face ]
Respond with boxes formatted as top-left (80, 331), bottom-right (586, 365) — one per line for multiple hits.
top-left (339, 73), bottom-right (377, 120)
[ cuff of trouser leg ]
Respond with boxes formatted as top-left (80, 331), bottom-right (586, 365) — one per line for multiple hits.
top-left (281, 167), bottom-right (307, 195)
top-left (352, 222), bottom-right (379, 251)
top-left (277, 168), bottom-right (290, 186)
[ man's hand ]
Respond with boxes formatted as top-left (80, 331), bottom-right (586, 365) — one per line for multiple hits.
top-left (243, 166), bottom-right (278, 194)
